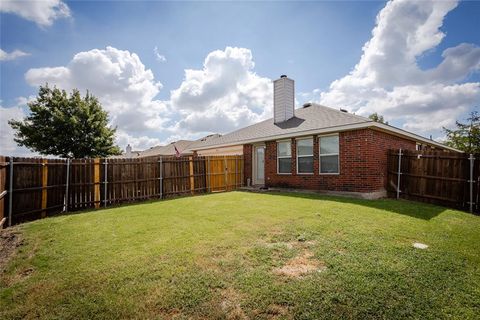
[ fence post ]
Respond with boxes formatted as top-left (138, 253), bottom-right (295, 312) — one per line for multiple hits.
top-left (159, 157), bottom-right (163, 199)
top-left (189, 156), bottom-right (195, 195)
top-left (206, 157), bottom-right (209, 193)
top-left (224, 156), bottom-right (228, 191)
top-left (104, 159), bottom-right (108, 208)
top-left (94, 159), bottom-right (100, 209)
top-left (41, 159), bottom-right (48, 218)
top-left (235, 157), bottom-right (238, 188)
top-left (396, 149), bottom-right (402, 200)
top-left (8, 158), bottom-right (13, 227)
top-left (64, 158), bottom-right (70, 212)
top-left (469, 154), bottom-right (475, 213)
top-left (240, 155), bottom-right (243, 187)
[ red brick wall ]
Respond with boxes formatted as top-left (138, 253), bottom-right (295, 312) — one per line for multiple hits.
top-left (243, 144), bottom-right (253, 186)
top-left (244, 128), bottom-right (416, 193)
top-left (368, 129), bottom-right (417, 190)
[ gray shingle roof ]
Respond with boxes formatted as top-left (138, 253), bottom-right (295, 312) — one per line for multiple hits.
top-left (136, 134), bottom-right (223, 157)
top-left (194, 104), bottom-right (372, 149)
top-left (138, 140), bottom-right (195, 157)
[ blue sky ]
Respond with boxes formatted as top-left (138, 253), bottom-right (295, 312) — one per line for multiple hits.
top-left (1, 0), bottom-right (480, 155)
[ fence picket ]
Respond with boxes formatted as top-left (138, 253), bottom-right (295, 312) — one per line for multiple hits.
top-left (387, 149), bottom-right (478, 213)
top-left (2, 155), bottom-right (243, 225)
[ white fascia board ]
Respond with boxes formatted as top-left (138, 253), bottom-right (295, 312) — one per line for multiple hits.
top-left (371, 122), bottom-right (462, 152)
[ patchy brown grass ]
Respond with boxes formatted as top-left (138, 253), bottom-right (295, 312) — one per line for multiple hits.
top-left (2, 192), bottom-right (480, 319)
top-left (0, 227), bottom-right (23, 272)
top-left (156, 308), bottom-right (183, 320)
top-left (260, 239), bottom-right (317, 250)
top-left (0, 227), bottom-right (42, 287)
top-left (219, 288), bottom-right (248, 320)
top-left (273, 250), bottom-right (326, 278)
top-left (266, 304), bottom-right (291, 319)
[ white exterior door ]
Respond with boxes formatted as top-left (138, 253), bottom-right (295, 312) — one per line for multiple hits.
top-left (254, 146), bottom-right (265, 185)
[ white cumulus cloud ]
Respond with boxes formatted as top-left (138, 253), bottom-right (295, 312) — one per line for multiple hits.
top-left (0, 101), bottom-right (37, 156)
top-left (0, 49), bottom-right (30, 61)
top-left (22, 46), bottom-right (173, 154)
top-left (18, 46), bottom-right (273, 155)
top-left (0, 0), bottom-right (71, 27)
top-left (115, 131), bottom-right (164, 152)
top-left (25, 46), bottom-right (169, 137)
top-left (171, 46), bottom-right (272, 135)
top-left (318, 0), bottom-right (480, 133)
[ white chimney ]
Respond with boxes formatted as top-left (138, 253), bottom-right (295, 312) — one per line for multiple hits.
top-left (273, 75), bottom-right (295, 124)
top-left (126, 144), bottom-right (132, 156)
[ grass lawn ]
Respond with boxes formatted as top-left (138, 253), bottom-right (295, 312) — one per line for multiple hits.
top-left (1, 191), bottom-right (480, 319)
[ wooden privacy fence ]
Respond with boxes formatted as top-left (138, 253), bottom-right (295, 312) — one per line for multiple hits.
top-left (387, 149), bottom-right (479, 213)
top-left (0, 156), bottom-right (6, 227)
top-left (1, 155), bottom-right (244, 226)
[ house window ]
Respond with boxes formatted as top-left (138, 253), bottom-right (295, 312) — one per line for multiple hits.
top-left (296, 138), bottom-right (314, 174)
top-left (319, 135), bottom-right (339, 174)
top-left (277, 141), bottom-right (292, 174)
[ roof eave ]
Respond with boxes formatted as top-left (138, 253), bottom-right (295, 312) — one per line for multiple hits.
top-left (192, 121), bottom-right (460, 152)
top-left (371, 122), bottom-right (462, 152)
top-left (192, 122), bottom-right (372, 150)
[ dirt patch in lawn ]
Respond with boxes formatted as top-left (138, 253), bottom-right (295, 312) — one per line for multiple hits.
top-left (266, 304), bottom-right (291, 319)
top-left (0, 227), bottom-right (23, 272)
top-left (219, 288), bottom-right (248, 320)
top-left (156, 308), bottom-right (183, 319)
top-left (263, 241), bottom-right (295, 250)
top-left (261, 239), bottom-right (317, 250)
top-left (274, 250), bottom-right (326, 278)
top-left (261, 235), bottom-right (325, 278)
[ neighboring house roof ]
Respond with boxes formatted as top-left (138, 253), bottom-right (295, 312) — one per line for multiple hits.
top-left (110, 150), bottom-right (142, 158)
top-left (139, 140), bottom-right (195, 157)
top-left (192, 104), bottom-right (460, 152)
top-left (136, 134), bottom-right (223, 157)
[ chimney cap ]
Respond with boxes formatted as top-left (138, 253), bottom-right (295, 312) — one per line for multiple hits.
top-left (280, 74), bottom-right (287, 78)
top-left (303, 102), bottom-right (312, 108)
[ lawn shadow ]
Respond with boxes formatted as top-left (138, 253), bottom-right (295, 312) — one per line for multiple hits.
top-left (28, 192), bottom-right (215, 223)
top-left (16, 190), bottom-right (455, 226)
top-left (241, 190), bottom-right (450, 221)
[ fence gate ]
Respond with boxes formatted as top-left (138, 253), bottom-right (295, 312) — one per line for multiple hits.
top-left (207, 156), bottom-right (240, 192)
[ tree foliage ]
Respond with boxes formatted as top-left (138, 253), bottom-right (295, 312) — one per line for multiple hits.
top-left (443, 110), bottom-right (480, 154)
top-left (368, 112), bottom-right (388, 124)
top-left (9, 84), bottom-right (122, 158)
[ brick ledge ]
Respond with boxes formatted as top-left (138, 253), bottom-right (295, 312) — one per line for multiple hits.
top-left (239, 186), bottom-right (386, 200)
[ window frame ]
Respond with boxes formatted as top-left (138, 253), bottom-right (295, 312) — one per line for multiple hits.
top-left (319, 133), bottom-right (340, 175)
top-left (277, 139), bottom-right (292, 175)
top-left (296, 137), bottom-right (314, 175)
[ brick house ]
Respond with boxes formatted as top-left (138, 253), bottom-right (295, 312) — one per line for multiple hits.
top-left (193, 75), bottom-right (458, 198)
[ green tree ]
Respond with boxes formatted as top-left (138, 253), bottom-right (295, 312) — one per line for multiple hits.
top-left (443, 110), bottom-right (480, 153)
top-left (9, 84), bottom-right (122, 158)
top-left (368, 112), bottom-right (388, 124)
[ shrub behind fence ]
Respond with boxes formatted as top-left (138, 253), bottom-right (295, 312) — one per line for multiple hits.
top-left (0, 155), bottom-right (244, 226)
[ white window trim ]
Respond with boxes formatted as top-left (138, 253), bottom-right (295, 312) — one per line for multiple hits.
top-left (277, 140), bottom-right (292, 175)
top-left (296, 137), bottom-right (314, 175)
top-left (319, 134), bottom-right (340, 175)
